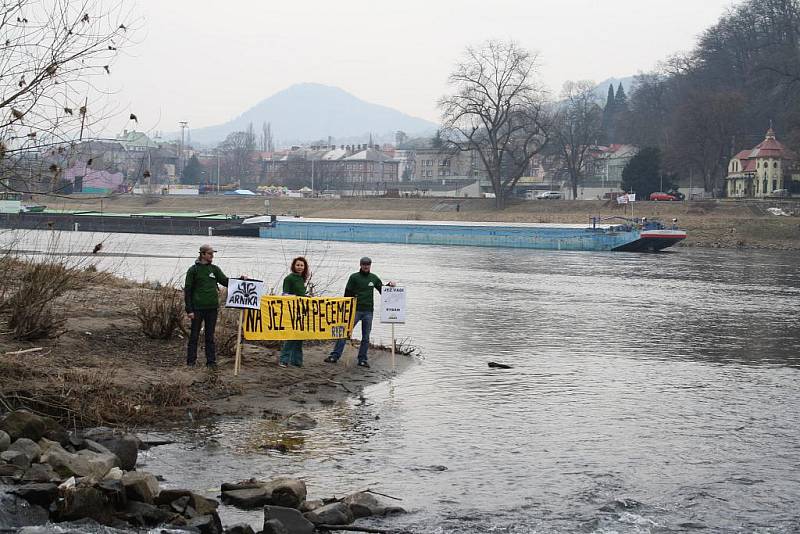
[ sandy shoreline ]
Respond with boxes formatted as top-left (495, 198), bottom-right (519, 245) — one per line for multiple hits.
top-left (29, 194), bottom-right (800, 250)
top-left (0, 264), bottom-right (414, 432)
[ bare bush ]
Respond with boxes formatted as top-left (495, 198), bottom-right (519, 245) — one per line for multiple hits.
top-left (214, 302), bottom-right (241, 359)
top-left (134, 284), bottom-right (184, 339)
top-left (6, 259), bottom-right (81, 340)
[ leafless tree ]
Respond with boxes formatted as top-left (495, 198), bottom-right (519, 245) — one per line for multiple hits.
top-left (218, 131), bottom-right (256, 186)
top-left (0, 0), bottom-right (134, 195)
top-left (552, 81), bottom-right (604, 199)
top-left (439, 40), bottom-right (549, 209)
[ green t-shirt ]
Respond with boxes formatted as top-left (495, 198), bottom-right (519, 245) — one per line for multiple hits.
top-left (282, 272), bottom-right (307, 296)
top-left (184, 262), bottom-right (228, 311)
top-left (344, 271), bottom-right (382, 311)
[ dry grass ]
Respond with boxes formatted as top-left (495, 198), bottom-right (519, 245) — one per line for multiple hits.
top-left (0, 352), bottom-right (199, 427)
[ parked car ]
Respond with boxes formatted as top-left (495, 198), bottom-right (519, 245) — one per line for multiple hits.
top-left (536, 191), bottom-right (562, 200)
top-left (649, 192), bottom-right (679, 201)
top-left (769, 188), bottom-right (790, 198)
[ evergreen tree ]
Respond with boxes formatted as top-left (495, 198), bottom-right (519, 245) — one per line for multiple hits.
top-left (602, 84), bottom-right (616, 144)
top-left (614, 82), bottom-right (628, 110)
top-left (621, 147), bottom-right (669, 198)
top-left (181, 155), bottom-right (203, 185)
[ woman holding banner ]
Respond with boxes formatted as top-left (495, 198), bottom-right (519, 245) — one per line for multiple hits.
top-left (278, 256), bottom-right (309, 368)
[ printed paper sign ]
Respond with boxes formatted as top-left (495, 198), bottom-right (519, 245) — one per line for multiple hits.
top-left (243, 296), bottom-right (357, 341)
top-left (380, 286), bottom-right (406, 324)
top-left (225, 278), bottom-right (266, 310)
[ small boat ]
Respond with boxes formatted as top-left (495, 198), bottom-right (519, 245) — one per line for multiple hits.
top-left (245, 215), bottom-right (686, 252)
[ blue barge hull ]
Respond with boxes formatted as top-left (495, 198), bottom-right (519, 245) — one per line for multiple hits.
top-left (256, 218), bottom-right (686, 252)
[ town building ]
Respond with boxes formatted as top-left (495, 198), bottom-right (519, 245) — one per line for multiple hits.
top-left (726, 128), bottom-right (799, 198)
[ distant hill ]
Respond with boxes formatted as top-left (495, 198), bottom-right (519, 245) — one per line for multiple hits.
top-left (187, 83), bottom-right (438, 146)
top-left (592, 76), bottom-right (636, 103)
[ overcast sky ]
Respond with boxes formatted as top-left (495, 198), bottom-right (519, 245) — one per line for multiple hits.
top-left (105, 0), bottom-right (735, 137)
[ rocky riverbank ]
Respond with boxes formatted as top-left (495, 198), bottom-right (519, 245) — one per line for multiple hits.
top-left (32, 194), bottom-right (800, 251)
top-left (0, 410), bottom-right (406, 533)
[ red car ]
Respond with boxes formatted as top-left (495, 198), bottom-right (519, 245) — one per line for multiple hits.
top-left (649, 192), bottom-right (679, 201)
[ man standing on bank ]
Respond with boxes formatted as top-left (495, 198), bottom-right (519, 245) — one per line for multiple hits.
top-left (325, 257), bottom-right (395, 368)
top-left (184, 244), bottom-right (229, 368)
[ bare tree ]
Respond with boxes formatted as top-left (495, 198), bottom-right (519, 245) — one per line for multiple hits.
top-left (439, 40), bottom-right (549, 209)
top-left (552, 81), bottom-right (604, 199)
top-left (218, 131), bottom-right (256, 186)
top-left (0, 0), bottom-right (133, 195)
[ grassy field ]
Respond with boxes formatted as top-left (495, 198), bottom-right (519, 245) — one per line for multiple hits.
top-left (33, 194), bottom-right (800, 250)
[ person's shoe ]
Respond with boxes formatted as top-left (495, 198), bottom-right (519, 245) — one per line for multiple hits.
top-left (278, 362), bottom-right (288, 368)
top-left (357, 360), bottom-right (370, 368)
top-left (187, 362), bottom-right (196, 367)
top-left (324, 356), bottom-right (337, 363)
top-left (290, 363), bottom-right (303, 368)
top-left (206, 363), bottom-right (217, 370)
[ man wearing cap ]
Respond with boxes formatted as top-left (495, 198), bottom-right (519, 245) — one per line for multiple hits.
top-left (184, 244), bottom-right (229, 368)
top-left (325, 257), bottom-right (394, 368)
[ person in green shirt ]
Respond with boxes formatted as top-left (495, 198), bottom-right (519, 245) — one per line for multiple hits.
top-left (279, 256), bottom-right (309, 368)
top-left (325, 256), bottom-right (394, 368)
top-left (184, 244), bottom-right (229, 367)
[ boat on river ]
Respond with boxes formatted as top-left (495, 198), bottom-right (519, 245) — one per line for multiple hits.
top-left (239, 215), bottom-right (686, 252)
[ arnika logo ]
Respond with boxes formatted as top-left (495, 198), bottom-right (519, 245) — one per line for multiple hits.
top-left (229, 281), bottom-right (259, 307)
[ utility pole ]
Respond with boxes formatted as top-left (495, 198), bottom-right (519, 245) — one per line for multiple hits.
top-left (178, 121), bottom-right (188, 182)
top-left (217, 151), bottom-right (221, 193)
top-left (311, 158), bottom-right (315, 195)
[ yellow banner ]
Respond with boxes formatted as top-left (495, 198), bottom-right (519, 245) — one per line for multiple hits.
top-left (243, 296), bottom-right (357, 341)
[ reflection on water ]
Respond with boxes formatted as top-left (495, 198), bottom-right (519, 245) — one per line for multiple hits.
top-left (4, 230), bottom-right (800, 532)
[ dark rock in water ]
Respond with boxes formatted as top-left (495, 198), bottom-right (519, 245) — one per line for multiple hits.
top-left (16, 518), bottom-right (132, 533)
top-left (383, 505), bottom-right (406, 515)
top-left (303, 501), bottom-right (354, 525)
top-left (56, 484), bottom-right (114, 524)
top-left (82, 428), bottom-right (139, 471)
top-left (285, 413), bottom-right (317, 430)
top-left (121, 500), bottom-right (176, 527)
top-left (225, 523), bottom-right (256, 534)
top-left (222, 487), bottom-right (270, 509)
top-left (269, 478), bottom-right (307, 509)
top-left (299, 499), bottom-right (324, 513)
top-left (487, 361), bottom-right (512, 369)
top-left (262, 518), bottom-right (288, 534)
top-left (187, 512), bottom-right (223, 534)
top-left (96, 479), bottom-right (127, 509)
top-left (221, 480), bottom-right (265, 492)
top-left (263, 505), bottom-right (314, 534)
top-left (0, 411), bottom-right (47, 442)
top-left (11, 483), bottom-right (59, 507)
top-left (39, 439), bottom-right (116, 479)
top-left (0, 487), bottom-right (49, 529)
top-left (9, 438), bottom-right (42, 463)
top-left (22, 463), bottom-right (61, 483)
top-left (342, 491), bottom-right (398, 518)
top-left (155, 489), bottom-right (218, 515)
top-left (0, 430), bottom-right (11, 452)
top-left (121, 471), bottom-right (159, 503)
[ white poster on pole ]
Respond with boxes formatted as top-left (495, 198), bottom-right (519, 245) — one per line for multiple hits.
top-left (225, 278), bottom-right (265, 309)
top-left (380, 286), bottom-right (406, 324)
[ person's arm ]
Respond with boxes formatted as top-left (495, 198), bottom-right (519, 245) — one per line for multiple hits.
top-left (184, 267), bottom-right (195, 315)
top-left (215, 266), bottom-right (229, 287)
top-left (343, 274), bottom-right (356, 298)
top-left (374, 275), bottom-right (383, 293)
top-left (282, 275), bottom-right (293, 295)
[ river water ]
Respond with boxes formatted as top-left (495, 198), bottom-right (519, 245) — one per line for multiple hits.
top-left (4, 229), bottom-right (800, 533)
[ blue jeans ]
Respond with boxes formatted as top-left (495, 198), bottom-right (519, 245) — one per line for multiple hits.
top-left (280, 340), bottom-right (303, 366)
top-left (330, 311), bottom-right (373, 363)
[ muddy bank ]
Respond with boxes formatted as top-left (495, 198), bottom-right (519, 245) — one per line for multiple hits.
top-left (0, 260), bottom-right (413, 430)
top-left (33, 194), bottom-right (800, 250)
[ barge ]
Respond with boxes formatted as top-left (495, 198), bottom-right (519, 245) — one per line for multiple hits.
top-left (251, 216), bottom-right (686, 252)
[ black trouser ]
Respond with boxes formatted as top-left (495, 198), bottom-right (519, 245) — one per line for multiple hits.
top-left (187, 308), bottom-right (219, 365)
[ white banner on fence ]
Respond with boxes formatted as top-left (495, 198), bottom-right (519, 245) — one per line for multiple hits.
top-left (225, 278), bottom-right (266, 310)
top-left (380, 286), bottom-right (406, 324)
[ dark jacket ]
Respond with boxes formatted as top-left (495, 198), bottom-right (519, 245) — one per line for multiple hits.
top-left (184, 261), bottom-right (228, 312)
top-left (344, 271), bottom-right (382, 311)
top-left (282, 272), bottom-right (307, 297)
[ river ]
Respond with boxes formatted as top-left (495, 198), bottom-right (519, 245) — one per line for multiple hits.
top-left (4, 229), bottom-right (800, 533)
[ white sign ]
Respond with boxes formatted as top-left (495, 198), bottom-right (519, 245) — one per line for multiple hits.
top-left (225, 278), bottom-right (266, 310)
top-left (616, 193), bottom-right (637, 204)
top-left (380, 286), bottom-right (406, 324)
